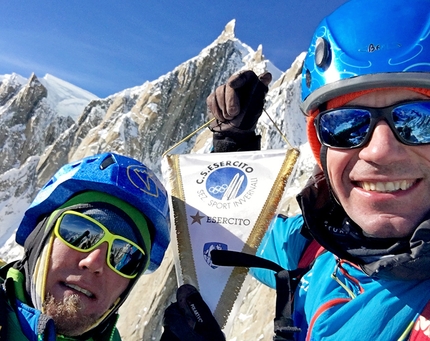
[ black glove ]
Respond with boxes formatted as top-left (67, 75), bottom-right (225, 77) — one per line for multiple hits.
top-left (207, 70), bottom-right (272, 152)
top-left (161, 284), bottom-right (226, 341)
top-left (207, 70), bottom-right (272, 133)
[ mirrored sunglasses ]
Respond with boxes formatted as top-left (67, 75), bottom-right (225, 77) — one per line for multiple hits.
top-left (54, 210), bottom-right (147, 278)
top-left (315, 100), bottom-right (430, 149)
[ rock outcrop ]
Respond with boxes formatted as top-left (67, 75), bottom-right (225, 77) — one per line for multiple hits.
top-left (0, 20), bottom-right (315, 340)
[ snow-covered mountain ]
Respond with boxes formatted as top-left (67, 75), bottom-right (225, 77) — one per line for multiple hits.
top-left (0, 72), bottom-right (98, 250)
top-left (0, 20), bottom-right (315, 340)
top-left (39, 74), bottom-right (99, 121)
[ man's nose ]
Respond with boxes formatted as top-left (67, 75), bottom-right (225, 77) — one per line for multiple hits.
top-left (78, 242), bottom-right (108, 275)
top-left (358, 121), bottom-right (409, 163)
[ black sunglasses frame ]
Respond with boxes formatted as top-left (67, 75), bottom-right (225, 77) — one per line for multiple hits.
top-left (314, 100), bottom-right (430, 149)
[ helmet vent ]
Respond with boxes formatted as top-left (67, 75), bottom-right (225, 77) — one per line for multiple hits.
top-left (305, 69), bottom-right (312, 89)
top-left (100, 154), bottom-right (116, 170)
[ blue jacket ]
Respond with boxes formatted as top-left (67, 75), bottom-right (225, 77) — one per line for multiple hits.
top-left (252, 214), bottom-right (430, 341)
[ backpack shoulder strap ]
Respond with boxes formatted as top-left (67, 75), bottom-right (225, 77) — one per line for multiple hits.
top-left (297, 239), bottom-right (326, 271)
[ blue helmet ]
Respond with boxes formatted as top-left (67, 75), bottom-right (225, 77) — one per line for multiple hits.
top-left (16, 152), bottom-right (170, 273)
top-left (301, 0), bottom-right (430, 114)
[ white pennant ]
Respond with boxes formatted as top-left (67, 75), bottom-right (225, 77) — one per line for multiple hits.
top-left (162, 148), bottom-right (299, 331)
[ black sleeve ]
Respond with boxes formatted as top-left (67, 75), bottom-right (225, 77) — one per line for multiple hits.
top-left (212, 131), bottom-right (261, 153)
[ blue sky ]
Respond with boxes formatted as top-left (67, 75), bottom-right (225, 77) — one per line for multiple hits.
top-left (0, 1), bottom-right (348, 98)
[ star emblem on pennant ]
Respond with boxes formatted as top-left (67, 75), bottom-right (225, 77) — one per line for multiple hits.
top-left (190, 211), bottom-right (205, 225)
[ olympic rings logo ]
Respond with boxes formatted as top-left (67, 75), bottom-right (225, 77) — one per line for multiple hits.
top-left (208, 184), bottom-right (228, 194)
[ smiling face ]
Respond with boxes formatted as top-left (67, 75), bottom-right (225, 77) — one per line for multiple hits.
top-left (44, 238), bottom-right (130, 336)
top-left (326, 89), bottom-right (430, 238)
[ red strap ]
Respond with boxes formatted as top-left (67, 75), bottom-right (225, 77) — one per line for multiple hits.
top-left (305, 298), bottom-right (351, 341)
top-left (297, 239), bottom-right (325, 269)
top-left (409, 300), bottom-right (430, 340)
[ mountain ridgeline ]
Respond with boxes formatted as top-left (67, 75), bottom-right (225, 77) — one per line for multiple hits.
top-left (0, 20), bottom-right (314, 340)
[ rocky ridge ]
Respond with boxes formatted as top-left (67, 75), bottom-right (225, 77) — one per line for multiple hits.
top-left (0, 20), bottom-right (315, 340)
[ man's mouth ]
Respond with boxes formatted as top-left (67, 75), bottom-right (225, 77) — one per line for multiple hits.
top-left (357, 180), bottom-right (415, 192)
top-left (64, 283), bottom-right (95, 298)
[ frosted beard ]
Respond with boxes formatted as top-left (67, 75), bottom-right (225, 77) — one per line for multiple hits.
top-left (43, 292), bottom-right (100, 336)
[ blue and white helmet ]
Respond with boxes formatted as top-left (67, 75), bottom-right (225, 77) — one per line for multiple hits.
top-left (301, 0), bottom-right (430, 114)
top-left (16, 152), bottom-right (170, 273)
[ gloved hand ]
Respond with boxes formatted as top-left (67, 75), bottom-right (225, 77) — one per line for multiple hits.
top-left (161, 284), bottom-right (226, 341)
top-left (207, 70), bottom-right (272, 134)
top-left (207, 70), bottom-right (272, 152)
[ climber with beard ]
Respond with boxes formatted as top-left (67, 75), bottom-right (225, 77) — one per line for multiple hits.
top-left (0, 152), bottom-right (170, 340)
top-left (163, 0), bottom-right (430, 340)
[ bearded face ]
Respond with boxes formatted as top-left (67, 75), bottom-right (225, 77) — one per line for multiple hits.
top-left (43, 238), bottom-right (130, 336)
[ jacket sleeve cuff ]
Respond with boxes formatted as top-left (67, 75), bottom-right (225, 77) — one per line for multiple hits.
top-left (212, 132), bottom-right (261, 152)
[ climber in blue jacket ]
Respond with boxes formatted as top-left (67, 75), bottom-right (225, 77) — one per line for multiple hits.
top-left (163, 0), bottom-right (430, 340)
